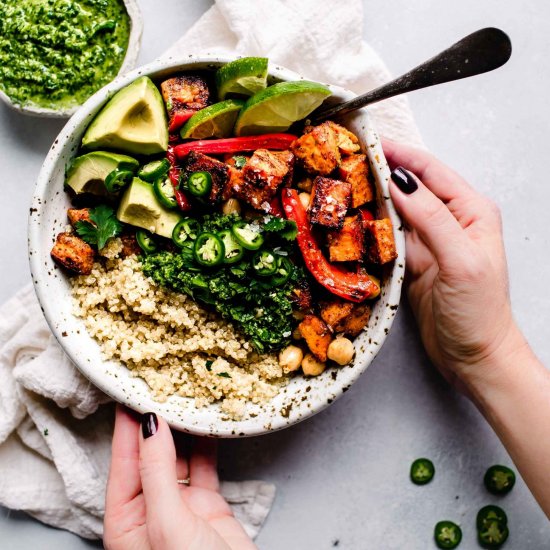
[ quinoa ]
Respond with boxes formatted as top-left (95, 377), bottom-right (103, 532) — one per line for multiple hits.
top-left (70, 240), bottom-right (287, 419)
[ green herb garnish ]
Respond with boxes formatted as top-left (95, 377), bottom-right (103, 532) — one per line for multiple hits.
top-left (75, 205), bottom-right (122, 250)
top-left (262, 215), bottom-right (298, 241)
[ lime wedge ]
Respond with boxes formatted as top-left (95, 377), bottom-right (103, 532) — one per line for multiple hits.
top-left (234, 81), bottom-right (331, 136)
top-left (180, 99), bottom-right (245, 139)
top-left (216, 57), bottom-right (269, 100)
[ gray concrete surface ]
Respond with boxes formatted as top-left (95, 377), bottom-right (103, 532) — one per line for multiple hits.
top-left (1, 0), bottom-right (549, 548)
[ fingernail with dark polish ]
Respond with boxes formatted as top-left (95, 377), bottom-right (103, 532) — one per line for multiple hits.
top-left (142, 412), bottom-right (158, 439)
top-left (391, 167), bottom-right (418, 194)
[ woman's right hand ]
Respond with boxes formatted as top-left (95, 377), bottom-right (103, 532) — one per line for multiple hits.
top-left (383, 139), bottom-right (528, 392)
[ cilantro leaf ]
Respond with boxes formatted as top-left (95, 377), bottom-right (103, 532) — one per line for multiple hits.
top-left (262, 216), bottom-right (298, 241)
top-left (75, 205), bottom-right (122, 249)
top-left (232, 155), bottom-right (247, 169)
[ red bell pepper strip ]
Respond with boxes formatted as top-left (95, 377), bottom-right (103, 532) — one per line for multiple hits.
top-left (267, 196), bottom-right (284, 217)
top-left (281, 188), bottom-right (379, 302)
top-left (174, 134), bottom-right (297, 159)
top-left (168, 110), bottom-right (194, 133)
top-left (166, 146), bottom-right (192, 212)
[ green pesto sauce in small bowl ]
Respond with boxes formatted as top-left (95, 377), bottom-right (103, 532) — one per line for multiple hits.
top-left (0, 0), bottom-right (130, 111)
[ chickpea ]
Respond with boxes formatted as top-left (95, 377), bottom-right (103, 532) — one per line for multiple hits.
top-left (292, 326), bottom-right (302, 340)
top-left (279, 345), bottom-right (303, 373)
top-left (327, 337), bottom-right (355, 366)
top-left (301, 353), bottom-right (326, 376)
top-left (298, 192), bottom-right (311, 209)
top-left (222, 198), bottom-right (241, 216)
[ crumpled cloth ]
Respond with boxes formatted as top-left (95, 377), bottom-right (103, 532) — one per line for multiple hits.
top-left (0, 0), bottom-right (420, 541)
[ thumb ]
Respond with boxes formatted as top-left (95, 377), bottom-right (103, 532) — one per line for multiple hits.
top-left (389, 166), bottom-right (471, 271)
top-left (139, 412), bottom-right (196, 543)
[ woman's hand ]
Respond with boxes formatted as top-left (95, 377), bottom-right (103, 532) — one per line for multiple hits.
top-left (383, 139), bottom-right (527, 392)
top-left (383, 140), bottom-right (550, 517)
top-left (104, 406), bottom-right (257, 550)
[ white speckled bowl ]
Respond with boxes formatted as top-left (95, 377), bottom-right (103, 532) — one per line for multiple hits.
top-left (0, 0), bottom-right (143, 118)
top-left (28, 56), bottom-right (405, 437)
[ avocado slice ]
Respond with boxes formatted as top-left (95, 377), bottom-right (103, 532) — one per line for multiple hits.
top-left (82, 77), bottom-right (169, 156)
top-left (117, 178), bottom-right (182, 239)
top-left (65, 151), bottom-right (139, 196)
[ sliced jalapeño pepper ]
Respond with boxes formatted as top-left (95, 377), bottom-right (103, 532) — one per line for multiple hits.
top-left (136, 230), bottom-right (157, 254)
top-left (183, 171), bottom-right (212, 198)
top-left (252, 250), bottom-right (278, 277)
top-left (476, 505), bottom-right (508, 530)
top-left (434, 521), bottom-right (462, 549)
top-left (410, 458), bottom-right (435, 485)
top-left (478, 519), bottom-right (509, 548)
top-left (154, 176), bottom-right (178, 209)
top-left (231, 220), bottom-right (264, 250)
top-left (138, 158), bottom-right (170, 182)
top-left (105, 169), bottom-right (134, 193)
top-left (269, 256), bottom-right (293, 286)
top-left (218, 229), bottom-right (244, 265)
top-left (172, 218), bottom-right (200, 248)
top-left (484, 465), bottom-right (516, 495)
top-left (193, 232), bottom-right (225, 267)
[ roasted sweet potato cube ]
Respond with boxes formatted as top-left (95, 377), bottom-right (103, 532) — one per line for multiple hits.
top-left (67, 208), bottom-right (92, 227)
top-left (326, 121), bottom-right (361, 154)
top-left (309, 177), bottom-right (351, 228)
top-left (320, 299), bottom-right (355, 331)
top-left (51, 232), bottom-right (95, 275)
top-left (338, 155), bottom-right (374, 207)
top-left (160, 75), bottom-right (209, 128)
top-left (327, 215), bottom-right (365, 262)
top-left (291, 121), bottom-right (341, 175)
top-left (364, 218), bottom-right (398, 264)
top-left (232, 149), bottom-right (294, 210)
top-left (299, 314), bottom-right (333, 362)
top-left (337, 303), bottom-right (371, 336)
top-left (182, 151), bottom-right (229, 203)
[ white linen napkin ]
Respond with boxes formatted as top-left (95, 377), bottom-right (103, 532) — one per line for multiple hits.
top-left (0, 0), bottom-right (421, 541)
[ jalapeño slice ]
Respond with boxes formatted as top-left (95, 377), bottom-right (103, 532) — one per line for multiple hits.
top-left (105, 169), bottom-right (134, 193)
top-left (154, 176), bottom-right (178, 209)
top-left (136, 230), bottom-right (157, 254)
top-left (172, 218), bottom-right (200, 248)
top-left (218, 229), bottom-right (244, 265)
top-left (434, 521), bottom-right (462, 549)
top-left (138, 158), bottom-right (170, 182)
top-left (231, 220), bottom-right (264, 250)
top-left (484, 465), bottom-right (516, 495)
top-left (252, 249), bottom-right (278, 276)
top-left (476, 505), bottom-right (508, 530)
top-left (269, 256), bottom-right (293, 286)
top-left (193, 232), bottom-right (225, 267)
top-left (410, 458), bottom-right (435, 485)
top-left (185, 171), bottom-right (212, 198)
top-left (478, 519), bottom-right (509, 548)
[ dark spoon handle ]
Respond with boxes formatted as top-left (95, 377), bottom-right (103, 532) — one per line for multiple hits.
top-left (310, 27), bottom-right (512, 124)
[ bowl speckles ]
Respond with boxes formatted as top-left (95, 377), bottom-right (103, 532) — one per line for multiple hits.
top-left (28, 56), bottom-right (405, 437)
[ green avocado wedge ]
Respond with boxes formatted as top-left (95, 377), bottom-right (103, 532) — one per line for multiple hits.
top-left (117, 178), bottom-right (182, 239)
top-left (65, 151), bottom-right (139, 196)
top-left (82, 77), bottom-right (168, 156)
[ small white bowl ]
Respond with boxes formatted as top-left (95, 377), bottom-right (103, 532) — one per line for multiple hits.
top-left (0, 0), bottom-right (143, 118)
top-left (28, 56), bottom-right (405, 437)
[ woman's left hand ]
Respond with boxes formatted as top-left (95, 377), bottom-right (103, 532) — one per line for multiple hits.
top-left (104, 405), bottom-right (257, 550)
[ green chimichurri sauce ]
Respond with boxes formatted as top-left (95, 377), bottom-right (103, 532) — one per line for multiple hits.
top-left (0, 0), bottom-right (130, 110)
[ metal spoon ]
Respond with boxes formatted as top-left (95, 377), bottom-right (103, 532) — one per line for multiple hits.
top-left (309, 27), bottom-right (512, 124)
